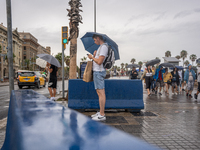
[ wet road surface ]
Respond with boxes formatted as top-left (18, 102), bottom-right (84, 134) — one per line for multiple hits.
top-left (1, 78), bottom-right (200, 149)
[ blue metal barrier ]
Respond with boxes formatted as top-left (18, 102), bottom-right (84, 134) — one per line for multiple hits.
top-left (68, 79), bottom-right (144, 111)
top-left (1, 90), bottom-right (159, 150)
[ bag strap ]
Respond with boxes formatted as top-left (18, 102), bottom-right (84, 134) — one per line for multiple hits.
top-left (97, 43), bottom-right (108, 72)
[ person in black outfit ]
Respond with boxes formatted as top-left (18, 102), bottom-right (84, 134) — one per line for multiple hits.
top-left (46, 62), bottom-right (58, 101)
top-left (171, 67), bottom-right (180, 95)
top-left (130, 67), bottom-right (138, 79)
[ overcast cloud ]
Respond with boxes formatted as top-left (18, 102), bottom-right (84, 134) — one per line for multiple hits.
top-left (0, 0), bottom-right (200, 67)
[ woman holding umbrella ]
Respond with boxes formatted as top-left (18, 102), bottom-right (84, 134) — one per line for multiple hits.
top-left (171, 67), bottom-right (180, 95)
top-left (141, 65), bottom-right (155, 96)
top-left (163, 68), bottom-right (172, 95)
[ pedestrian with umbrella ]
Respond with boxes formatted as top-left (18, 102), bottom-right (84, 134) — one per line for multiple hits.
top-left (154, 66), bottom-right (165, 95)
top-left (81, 32), bottom-right (120, 121)
top-left (130, 67), bottom-right (138, 79)
top-left (141, 65), bottom-right (155, 96)
top-left (171, 67), bottom-right (180, 95)
top-left (184, 64), bottom-right (196, 98)
top-left (37, 54), bottom-right (61, 101)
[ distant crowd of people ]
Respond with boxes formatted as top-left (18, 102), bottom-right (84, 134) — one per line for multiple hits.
top-left (129, 64), bottom-right (200, 101)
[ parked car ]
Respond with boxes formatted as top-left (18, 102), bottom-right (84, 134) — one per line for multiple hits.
top-left (17, 71), bottom-right (46, 89)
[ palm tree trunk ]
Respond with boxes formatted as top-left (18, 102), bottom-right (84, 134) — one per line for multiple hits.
top-left (69, 38), bottom-right (77, 79)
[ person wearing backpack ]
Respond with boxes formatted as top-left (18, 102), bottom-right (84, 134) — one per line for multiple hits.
top-left (88, 34), bottom-right (108, 121)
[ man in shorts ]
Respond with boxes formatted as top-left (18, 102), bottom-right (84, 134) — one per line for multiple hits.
top-left (46, 62), bottom-right (58, 101)
top-left (88, 34), bottom-right (108, 121)
top-left (194, 64), bottom-right (200, 100)
top-left (155, 66), bottom-right (164, 95)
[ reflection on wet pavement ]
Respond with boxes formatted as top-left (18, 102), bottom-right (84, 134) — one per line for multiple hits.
top-left (80, 78), bottom-right (200, 150)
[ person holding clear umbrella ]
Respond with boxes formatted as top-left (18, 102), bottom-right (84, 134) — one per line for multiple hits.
top-left (46, 62), bottom-right (58, 101)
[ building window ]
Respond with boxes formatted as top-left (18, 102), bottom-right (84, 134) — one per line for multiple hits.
top-left (24, 56), bottom-right (26, 59)
top-left (24, 46), bottom-right (26, 50)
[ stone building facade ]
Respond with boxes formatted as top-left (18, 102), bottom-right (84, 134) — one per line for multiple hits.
top-left (0, 23), bottom-right (23, 80)
top-left (0, 23), bottom-right (51, 81)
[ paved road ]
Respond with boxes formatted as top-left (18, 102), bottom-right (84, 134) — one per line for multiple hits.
top-left (1, 77), bottom-right (200, 150)
top-left (0, 80), bottom-right (68, 120)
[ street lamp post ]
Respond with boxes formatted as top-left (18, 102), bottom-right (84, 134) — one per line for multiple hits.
top-left (94, 0), bottom-right (96, 32)
top-left (6, 0), bottom-right (14, 95)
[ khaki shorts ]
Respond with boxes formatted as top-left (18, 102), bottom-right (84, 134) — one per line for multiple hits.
top-left (156, 80), bottom-right (164, 87)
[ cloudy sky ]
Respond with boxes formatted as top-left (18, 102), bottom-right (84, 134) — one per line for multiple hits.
top-left (0, 0), bottom-right (200, 67)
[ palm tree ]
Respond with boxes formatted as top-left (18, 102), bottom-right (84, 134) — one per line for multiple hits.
top-left (175, 55), bottom-right (181, 60)
top-left (138, 61), bottom-right (143, 67)
top-left (131, 58), bottom-right (136, 64)
top-left (180, 50), bottom-right (188, 67)
top-left (120, 63), bottom-right (124, 69)
top-left (184, 60), bottom-right (190, 66)
top-left (67, 0), bottom-right (83, 79)
top-left (189, 54), bottom-right (197, 66)
top-left (165, 51), bottom-right (171, 57)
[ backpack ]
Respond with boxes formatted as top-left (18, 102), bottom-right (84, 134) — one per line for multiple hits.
top-left (102, 44), bottom-right (115, 69)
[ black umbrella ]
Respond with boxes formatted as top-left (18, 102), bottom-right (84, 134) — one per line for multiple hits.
top-left (159, 63), bottom-right (175, 68)
top-left (146, 59), bottom-right (160, 67)
top-left (126, 64), bottom-right (140, 68)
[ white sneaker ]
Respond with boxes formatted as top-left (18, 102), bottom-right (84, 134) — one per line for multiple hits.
top-left (172, 93), bottom-right (174, 95)
top-left (175, 93), bottom-right (178, 95)
top-left (92, 114), bottom-right (106, 121)
top-left (51, 97), bottom-right (55, 101)
top-left (91, 112), bottom-right (100, 118)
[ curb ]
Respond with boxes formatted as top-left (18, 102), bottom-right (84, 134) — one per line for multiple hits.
top-left (0, 83), bottom-right (18, 87)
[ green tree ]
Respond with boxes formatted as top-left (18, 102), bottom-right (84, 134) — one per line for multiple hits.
top-left (125, 63), bottom-right (128, 68)
top-left (120, 63), bottom-right (124, 69)
top-left (138, 61), bottom-right (143, 67)
top-left (131, 58), bottom-right (136, 64)
top-left (175, 55), bottom-right (181, 60)
top-left (184, 60), bottom-right (190, 66)
top-left (190, 54), bottom-right (197, 66)
top-left (180, 50), bottom-right (188, 67)
top-left (24, 59), bottom-right (30, 70)
top-left (5, 53), bottom-right (16, 63)
top-left (81, 56), bottom-right (87, 62)
top-left (65, 56), bottom-right (70, 66)
top-left (165, 51), bottom-right (171, 57)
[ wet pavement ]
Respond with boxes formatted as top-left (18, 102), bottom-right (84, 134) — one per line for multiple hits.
top-left (1, 78), bottom-right (200, 149)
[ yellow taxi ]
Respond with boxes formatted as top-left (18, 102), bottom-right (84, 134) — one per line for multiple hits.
top-left (17, 71), bottom-right (46, 89)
